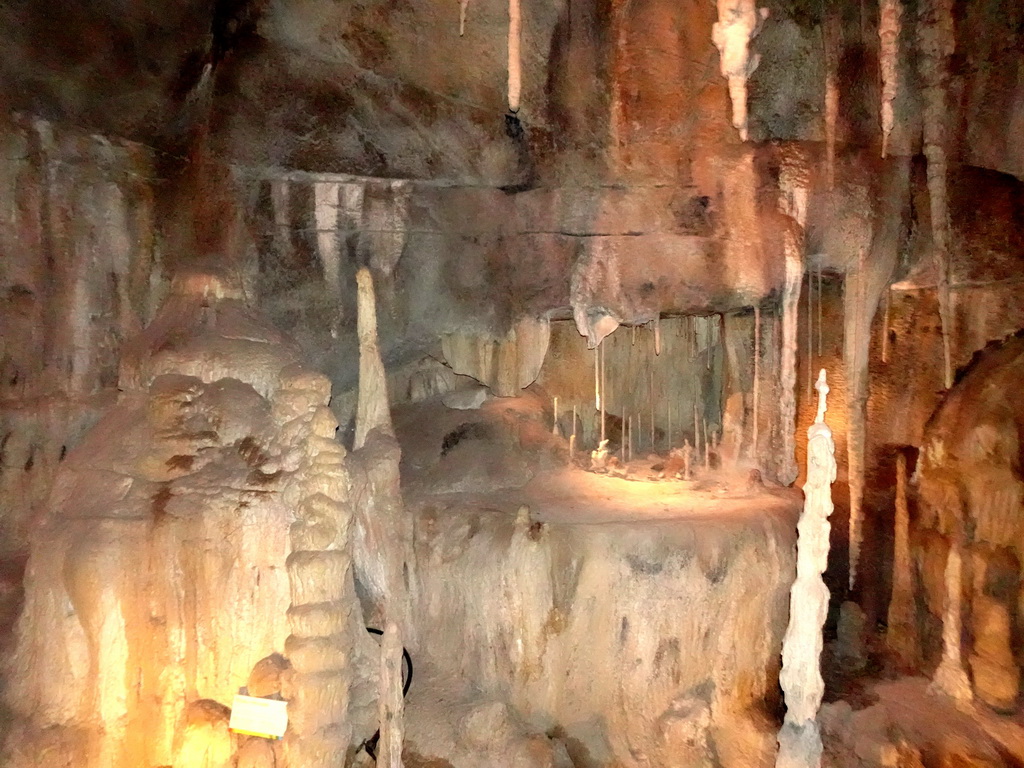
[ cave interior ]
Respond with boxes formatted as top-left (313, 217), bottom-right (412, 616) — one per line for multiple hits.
top-left (1, 0), bottom-right (1024, 766)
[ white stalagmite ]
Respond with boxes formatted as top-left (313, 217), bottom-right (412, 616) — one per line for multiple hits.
top-left (776, 370), bottom-right (836, 768)
top-left (779, 224), bottom-right (804, 485)
top-left (507, 0), bottom-right (521, 112)
top-left (886, 452), bottom-right (918, 667)
top-left (930, 542), bottom-right (973, 703)
top-left (354, 267), bottom-right (395, 450)
top-left (879, 0), bottom-right (902, 157)
top-left (918, 0), bottom-right (955, 389)
top-left (377, 622), bottom-right (405, 768)
top-left (712, 0), bottom-right (770, 141)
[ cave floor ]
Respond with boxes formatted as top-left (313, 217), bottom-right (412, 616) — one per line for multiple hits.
top-left (822, 675), bottom-right (1024, 766)
top-left (408, 464), bottom-right (800, 525)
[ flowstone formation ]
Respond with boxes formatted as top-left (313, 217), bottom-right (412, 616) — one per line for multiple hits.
top-left (915, 333), bottom-right (1024, 707)
top-left (2, 272), bottom-right (378, 768)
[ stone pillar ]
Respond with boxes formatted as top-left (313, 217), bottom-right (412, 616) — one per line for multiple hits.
top-left (777, 370), bottom-right (837, 768)
top-left (278, 369), bottom-right (359, 766)
top-left (377, 622), bottom-right (405, 768)
top-left (930, 541), bottom-right (972, 704)
top-left (887, 451), bottom-right (919, 667)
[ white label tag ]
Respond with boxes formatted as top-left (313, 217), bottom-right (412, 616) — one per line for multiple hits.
top-left (229, 695), bottom-right (288, 739)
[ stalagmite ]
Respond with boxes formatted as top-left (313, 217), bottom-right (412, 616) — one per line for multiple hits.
top-left (281, 369), bottom-right (363, 768)
top-left (886, 452), bottom-right (918, 667)
top-left (354, 267), bottom-right (395, 450)
top-left (918, 0), bottom-right (955, 389)
top-left (779, 225), bottom-right (803, 485)
top-left (879, 0), bottom-right (902, 157)
top-left (776, 370), bottom-right (837, 768)
top-left (507, 0), bottom-right (521, 112)
top-left (930, 542), bottom-right (973, 704)
top-left (712, 0), bottom-right (770, 141)
top-left (377, 622), bottom-right (405, 768)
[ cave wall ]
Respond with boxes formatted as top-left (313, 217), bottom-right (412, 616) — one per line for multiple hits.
top-left (0, 115), bottom-right (158, 555)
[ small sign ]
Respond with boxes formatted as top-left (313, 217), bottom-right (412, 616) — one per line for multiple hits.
top-left (229, 695), bottom-right (288, 740)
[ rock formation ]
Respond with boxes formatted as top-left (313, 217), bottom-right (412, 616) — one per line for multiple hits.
top-left (886, 452), bottom-right (919, 668)
top-left (1, 272), bottom-right (378, 767)
top-left (777, 370), bottom-right (837, 768)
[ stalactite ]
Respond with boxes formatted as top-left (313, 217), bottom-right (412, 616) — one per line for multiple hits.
top-left (753, 305), bottom-right (761, 461)
top-left (817, 268), bottom-right (823, 356)
top-left (600, 340), bottom-right (606, 443)
top-left (507, 0), bottom-right (522, 112)
top-left (886, 452), bottom-right (918, 667)
top-left (779, 225), bottom-right (803, 485)
top-left (313, 183), bottom-right (341, 336)
top-left (354, 268), bottom-right (394, 450)
top-left (846, 255), bottom-right (867, 592)
top-left (879, 0), bottom-right (902, 157)
top-left (918, 0), bottom-right (955, 389)
top-left (712, 0), bottom-right (770, 141)
top-left (880, 288), bottom-right (891, 362)
top-left (777, 371), bottom-right (836, 768)
top-left (654, 318), bottom-right (661, 356)
top-left (807, 273), bottom-right (814, 399)
top-left (459, 0), bottom-right (470, 35)
top-left (824, 13), bottom-right (839, 188)
top-left (843, 158), bottom-right (910, 593)
top-left (270, 179), bottom-right (291, 262)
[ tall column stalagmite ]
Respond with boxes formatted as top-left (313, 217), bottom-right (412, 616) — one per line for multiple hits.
top-left (279, 370), bottom-right (363, 767)
top-left (777, 370), bottom-right (837, 768)
top-left (350, 267), bottom-right (413, 643)
top-left (377, 622), bottom-right (405, 768)
top-left (886, 452), bottom-right (919, 667)
top-left (931, 541), bottom-right (973, 703)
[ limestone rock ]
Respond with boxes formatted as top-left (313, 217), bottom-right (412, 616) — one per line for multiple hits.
top-left (968, 594), bottom-right (1019, 711)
